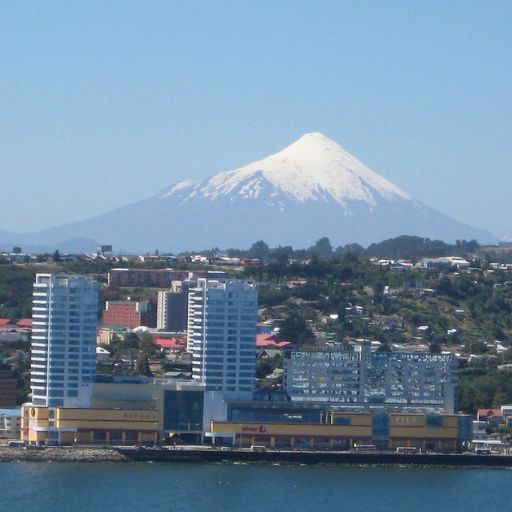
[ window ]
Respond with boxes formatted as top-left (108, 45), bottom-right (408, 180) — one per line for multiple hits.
top-left (333, 416), bottom-right (351, 426)
top-left (426, 415), bottom-right (443, 428)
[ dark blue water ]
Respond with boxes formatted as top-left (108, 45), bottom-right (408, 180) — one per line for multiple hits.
top-left (2, 462), bottom-right (512, 511)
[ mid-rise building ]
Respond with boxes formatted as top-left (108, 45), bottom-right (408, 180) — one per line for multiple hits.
top-left (108, 268), bottom-right (227, 288)
top-left (0, 370), bottom-right (17, 408)
top-left (187, 279), bottom-right (258, 400)
top-left (283, 344), bottom-right (458, 412)
top-left (103, 300), bottom-right (151, 329)
top-left (31, 274), bottom-right (99, 409)
top-left (108, 268), bottom-right (188, 288)
top-left (157, 283), bottom-right (188, 331)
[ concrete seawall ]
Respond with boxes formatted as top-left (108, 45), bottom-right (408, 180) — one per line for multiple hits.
top-left (116, 447), bottom-right (512, 467)
top-left (2, 446), bottom-right (512, 467)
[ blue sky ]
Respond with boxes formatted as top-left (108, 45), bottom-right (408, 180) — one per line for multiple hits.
top-left (1, 1), bottom-right (511, 238)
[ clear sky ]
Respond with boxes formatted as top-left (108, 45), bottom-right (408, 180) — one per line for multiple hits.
top-left (1, 1), bottom-right (511, 237)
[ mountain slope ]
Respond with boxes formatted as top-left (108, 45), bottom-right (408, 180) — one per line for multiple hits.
top-left (0, 133), bottom-right (495, 252)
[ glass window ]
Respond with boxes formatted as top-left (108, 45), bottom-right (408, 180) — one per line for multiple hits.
top-left (163, 390), bottom-right (204, 432)
top-left (426, 415), bottom-right (443, 428)
top-left (372, 414), bottom-right (390, 440)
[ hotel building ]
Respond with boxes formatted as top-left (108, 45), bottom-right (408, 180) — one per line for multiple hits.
top-left (31, 274), bottom-right (98, 409)
top-left (187, 279), bottom-right (258, 400)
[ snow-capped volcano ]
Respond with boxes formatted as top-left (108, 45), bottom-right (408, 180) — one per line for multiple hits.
top-left (162, 132), bottom-right (410, 208)
top-left (0, 133), bottom-right (495, 252)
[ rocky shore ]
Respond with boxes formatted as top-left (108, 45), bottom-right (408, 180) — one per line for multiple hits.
top-left (0, 446), bottom-right (128, 463)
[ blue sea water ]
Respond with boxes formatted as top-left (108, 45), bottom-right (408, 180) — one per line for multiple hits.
top-left (2, 462), bottom-right (512, 512)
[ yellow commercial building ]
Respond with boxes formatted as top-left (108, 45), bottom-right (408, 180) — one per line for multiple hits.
top-left (21, 379), bottom-right (206, 446)
top-left (209, 411), bottom-right (472, 451)
top-left (21, 405), bottom-right (159, 445)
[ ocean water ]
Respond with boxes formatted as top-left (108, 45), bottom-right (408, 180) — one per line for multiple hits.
top-left (2, 462), bottom-right (512, 512)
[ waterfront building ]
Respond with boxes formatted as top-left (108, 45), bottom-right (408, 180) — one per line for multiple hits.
top-left (157, 283), bottom-right (188, 331)
top-left (187, 279), bottom-right (258, 400)
top-left (21, 378), bottom-right (207, 446)
top-left (208, 410), bottom-right (472, 452)
top-left (31, 274), bottom-right (99, 409)
top-left (0, 408), bottom-right (21, 439)
top-left (283, 344), bottom-right (458, 412)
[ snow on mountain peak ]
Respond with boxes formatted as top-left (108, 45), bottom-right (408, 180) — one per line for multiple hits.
top-left (161, 179), bottom-right (198, 197)
top-left (162, 132), bottom-right (411, 206)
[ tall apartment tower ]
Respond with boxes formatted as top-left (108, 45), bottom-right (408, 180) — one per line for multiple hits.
top-left (187, 279), bottom-right (257, 400)
top-left (31, 274), bottom-right (99, 408)
top-left (156, 282), bottom-right (188, 331)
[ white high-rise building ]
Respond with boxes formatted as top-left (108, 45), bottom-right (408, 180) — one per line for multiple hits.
top-left (187, 279), bottom-right (257, 400)
top-left (31, 274), bottom-right (98, 408)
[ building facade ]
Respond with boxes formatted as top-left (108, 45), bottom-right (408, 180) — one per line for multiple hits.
top-left (209, 410), bottom-right (472, 451)
top-left (31, 274), bottom-right (98, 409)
top-left (0, 369), bottom-right (17, 408)
top-left (283, 344), bottom-right (458, 412)
top-left (103, 300), bottom-right (151, 329)
top-left (108, 268), bottom-right (188, 288)
top-left (187, 279), bottom-right (258, 400)
top-left (157, 284), bottom-right (188, 331)
top-left (0, 408), bottom-right (21, 439)
top-left (21, 378), bottom-right (207, 446)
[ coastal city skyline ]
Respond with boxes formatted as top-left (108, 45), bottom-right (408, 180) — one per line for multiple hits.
top-left (2, 3), bottom-right (512, 507)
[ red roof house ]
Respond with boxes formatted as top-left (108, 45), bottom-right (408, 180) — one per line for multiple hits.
top-left (16, 318), bottom-right (33, 328)
top-left (152, 337), bottom-right (186, 350)
top-left (477, 408), bottom-right (503, 422)
top-left (256, 334), bottom-right (291, 348)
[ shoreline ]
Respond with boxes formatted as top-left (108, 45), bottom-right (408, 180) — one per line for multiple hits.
top-left (2, 446), bottom-right (512, 467)
top-left (0, 446), bottom-right (128, 463)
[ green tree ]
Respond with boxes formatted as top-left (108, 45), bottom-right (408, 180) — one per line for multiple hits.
top-left (310, 237), bottom-right (333, 259)
top-left (277, 313), bottom-right (314, 344)
top-left (271, 353), bottom-right (283, 370)
top-left (139, 332), bottom-right (154, 356)
top-left (256, 359), bottom-right (273, 379)
top-left (429, 342), bottom-right (442, 354)
top-left (248, 240), bottom-right (270, 260)
top-left (136, 354), bottom-right (153, 377)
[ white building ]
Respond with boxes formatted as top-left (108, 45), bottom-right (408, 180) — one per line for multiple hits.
top-left (187, 279), bottom-right (257, 400)
top-left (0, 408), bottom-right (21, 439)
top-left (31, 274), bottom-right (99, 409)
top-left (416, 256), bottom-right (470, 270)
